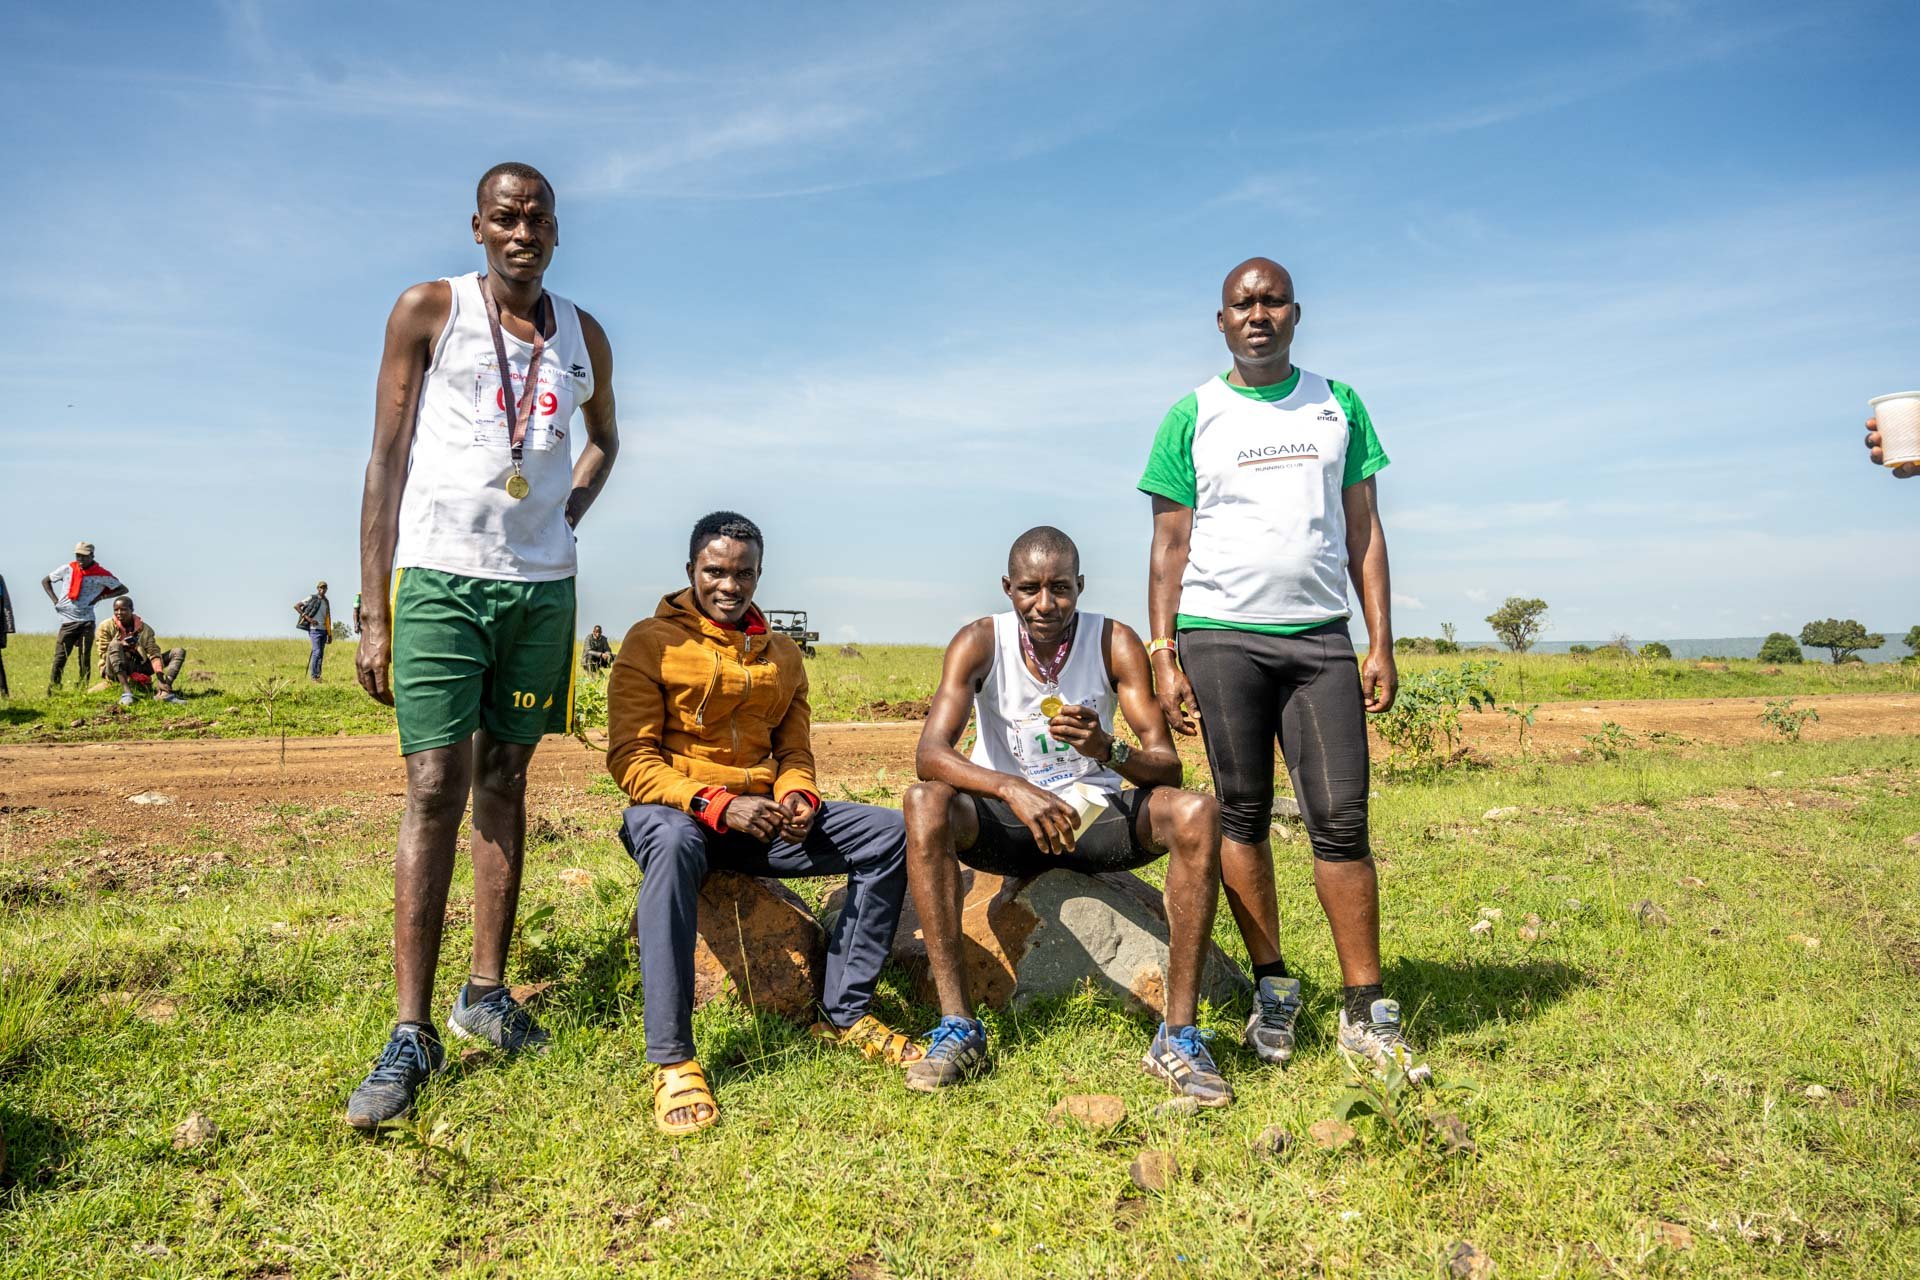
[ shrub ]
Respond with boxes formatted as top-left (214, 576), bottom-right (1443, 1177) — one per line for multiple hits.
top-left (1485, 598), bottom-right (1548, 652)
top-left (1757, 632), bottom-right (1804, 664)
top-left (1639, 641), bottom-right (1673, 660)
top-left (1567, 644), bottom-right (1592, 656)
top-left (1372, 661), bottom-right (1499, 773)
top-left (1394, 637), bottom-right (1439, 656)
top-left (1760, 697), bottom-right (1820, 742)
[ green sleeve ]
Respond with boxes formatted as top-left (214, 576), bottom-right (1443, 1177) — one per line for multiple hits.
top-left (1137, 393), bottom-right (1199, 507)
top-left (1331, 380), bottom-right (1389, 488)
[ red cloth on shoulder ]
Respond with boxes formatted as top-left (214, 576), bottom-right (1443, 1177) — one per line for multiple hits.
top-left (66, 561), bottom-right (113, 601)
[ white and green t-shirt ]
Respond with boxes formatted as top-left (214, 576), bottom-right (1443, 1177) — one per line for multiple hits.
top-left (1138, 368), bottom-right (1388, 634)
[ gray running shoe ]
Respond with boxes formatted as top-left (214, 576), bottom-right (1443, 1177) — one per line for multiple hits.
top-left (1143, 1023), bottom-right (1234, 1107)
top-left (447, 984), bottom-right (550, 1053)
top-left (345, 1024), bottom-right (445, 1129)
top-left (1337, 998), bottom-right (1433, 1087)
top-left (1243, 975), bottom-right (1304, 1065)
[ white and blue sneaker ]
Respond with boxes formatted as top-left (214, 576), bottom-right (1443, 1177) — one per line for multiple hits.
top-left (1243, 975), bottom-right (1304, 1066)
top-left (1143, 1023), bottom-right (1234, 1107)
top-left (447, 984), bottom-right (550, 1053)
top-left (903, 1016), bottom-right (988, 1092)
top-left (1337, 998), bottom-right (1433, 1087)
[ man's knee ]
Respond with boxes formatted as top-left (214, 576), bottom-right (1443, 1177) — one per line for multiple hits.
top-left (903, 781), bottom-right (956, 842)
top-left (472, 743), bottom-right (532, 803)
top-left (1307, 797), bottom-right (1370, 862)
top-left (405, 752), bottom-right (469, 820)
top-left (1163, 790), bottom-right (1221, 863)
top-left (1214, 788), bottom-right (1272, 846)
top-left (624, 806), bottom-right (709, 875)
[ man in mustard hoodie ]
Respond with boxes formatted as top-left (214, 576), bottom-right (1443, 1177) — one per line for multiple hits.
top-left (608, 511), bottom-right (920, 1136)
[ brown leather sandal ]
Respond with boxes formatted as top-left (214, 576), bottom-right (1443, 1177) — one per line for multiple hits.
top-left (810, 1013), bottom-right (925, 1065)
top-left (653, 1060), bottom-right (719, 1136)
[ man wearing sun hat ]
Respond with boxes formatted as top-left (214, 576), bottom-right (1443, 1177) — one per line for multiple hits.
top-left (42, 540), bottom-right (126, 690)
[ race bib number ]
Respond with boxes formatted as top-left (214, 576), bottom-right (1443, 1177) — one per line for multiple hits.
top-left (1011, 712), bottom-right (1094, 793)
top-left (472, 355), bottom-right (570, 452)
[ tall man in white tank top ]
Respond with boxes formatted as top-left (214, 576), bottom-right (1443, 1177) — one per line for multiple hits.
top-left (901, 527), bottom-right (1234, 1106)
top-left (346, 164), bottom-right (620, 1129)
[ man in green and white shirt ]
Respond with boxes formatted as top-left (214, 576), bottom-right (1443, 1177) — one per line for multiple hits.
top-left (1141, 257), bottom-right (1427, 1087)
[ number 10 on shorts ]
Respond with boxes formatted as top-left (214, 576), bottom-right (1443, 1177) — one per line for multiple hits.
top-left (511, 690), bottom-right (551, 710)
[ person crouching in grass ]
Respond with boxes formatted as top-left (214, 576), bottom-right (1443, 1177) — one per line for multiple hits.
top-left (606, 511), bottom-right (922, 1137)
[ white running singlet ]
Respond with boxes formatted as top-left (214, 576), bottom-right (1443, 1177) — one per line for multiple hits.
top-left (393, 272), bottom-right (596, 582)
top-left (969, 611), bottom-right (1124, 799)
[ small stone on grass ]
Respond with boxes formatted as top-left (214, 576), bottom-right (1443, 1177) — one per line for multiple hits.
top-left (1250, 1124), bottom-right (1292, 1161)
top-left (1128, 1149), bottom-right (1178, 1192)
top-left (1049, 1094), bottom-right (1127, 1131)
top-left (172, 1112), bottom-right (218, 1150)
top-left (1633, 899), bottom-right (1670, 928)
top-left (1448, 1240), bottom-right (1496, 1278)
top-left (1308, 1118), bottom-right (1357, 1151)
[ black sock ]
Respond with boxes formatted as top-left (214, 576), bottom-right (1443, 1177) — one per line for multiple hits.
top-left (1343, 983), bottom-right (1384, 1024)
top-left (1252, 958), bottom-right (1291, 984)
top-left (463, 978), bottom-right (503, 1000)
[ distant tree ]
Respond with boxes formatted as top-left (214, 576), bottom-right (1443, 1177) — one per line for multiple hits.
top-left (1439, 622), bottom-right (1458, 647)
top-left (1757, 632), bottom-right (1804, 665)
top-left (1797, 618), bottom-right (1884, 665)
top-left (1394, 636), bottom-right (1438, 655)
top-left (1607, 632), bottom-right (1635, 654)
top-left (1906, 624), bottom-right (1920, 653)
top-left (1567, 644), bottom-right (1592, 655)
top-left (331, 620), bottom-right (351, 642)
top-left (1639, 641), bottom-right (1673, 659)
top-left (1485, 597), bottom-right (1549, 652)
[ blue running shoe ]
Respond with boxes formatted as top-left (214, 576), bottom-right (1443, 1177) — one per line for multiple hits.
top-left (903, 1016), bottom-right (989, 1093)
top-left (345, 1024), bottom-right (445, 1130)
top-left (1143, 1023), bottom-right (1234, 1107)
top-left (1244, 975), bottom-right (1304, 1066)
top-left (447, 984), bottom-right (550, 1053)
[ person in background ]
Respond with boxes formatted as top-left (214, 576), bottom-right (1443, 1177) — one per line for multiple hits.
top-left (43, 541), bottom-right (125, 691)
top-left (296, 582), bottom-right (333, 682)
top-left (581, 623), bottom-right (613, 674)
top-left (98, 596), bottom-right (186, 705)
top-left (352, 592), bottom-right (363, 636)
top-left (0, 571), bottom-right (15, 697)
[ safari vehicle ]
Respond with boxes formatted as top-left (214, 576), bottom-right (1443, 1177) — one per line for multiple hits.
top-left (764, 609), bottom-right (820, 657)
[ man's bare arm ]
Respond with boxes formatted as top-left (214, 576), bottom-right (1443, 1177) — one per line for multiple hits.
top-left (1342, 476), bottom-right (1397, 713)
top-left (914, 620), bottom-right (1020, 799)
top-left (566, 307), bottom-right (620, 529)
top-left (356, 281), bottom-right (449, 705)
top-left (1104, 620), bottom-right (1184, 790)
top-left (1147, 497), bottom-right (1201, 734)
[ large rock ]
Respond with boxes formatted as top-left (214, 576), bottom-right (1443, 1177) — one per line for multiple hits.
top-left (840, 868), bottom-right (1249, 1018)
top-left (633, 871), bottom-right (827, 1022)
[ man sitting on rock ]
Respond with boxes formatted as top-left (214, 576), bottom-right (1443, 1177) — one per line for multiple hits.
top-left (607, 511), bottom-right (922, 1137)
top-left (901, 526), bottom-right (1231, 1106)
top-left (98, 596), bottom-right (186, 706)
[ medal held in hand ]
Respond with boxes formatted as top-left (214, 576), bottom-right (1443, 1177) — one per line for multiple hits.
top-left (1020, 616), bottom-right (1078, 721)
top-left (480, 275), bottom-right (550, 502)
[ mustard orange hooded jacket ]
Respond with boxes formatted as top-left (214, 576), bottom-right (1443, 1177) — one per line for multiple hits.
top-left (605, 589), bottom-right (817, 810)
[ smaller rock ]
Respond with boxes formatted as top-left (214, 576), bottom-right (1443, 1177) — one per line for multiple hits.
top-left (1545, 874), bottom-right (1572, 884)
top-left (1429, 1112), bottom-right (1476, 1156)
top-left (1250, 1124), bottom-right (1292, 1161)
top-left (1128, 1149), bottom-right (1178, 1192)
top-left (1049, 1094), bottom-right (1127, 1131)
top-left (1153, 1097), bottom-right (1201, 1120)
top-left (128, 792), bottom-right (174, 806)
top-left (1803, 1084), bottom-right (1830, 1100)
top-left (1308, 1118), bottom-right (1357, 1151)
top-left (459, 1047), bottom-right (488, 1068)
top-left (1523, 913), bottom-right (1543, 929)
top-left (1517, 926), bottom-right (1539, 943)
top-left (1678, 876), bottom-right (1707, 889)
top-left (1633, 899), bottom-right (1670, 928)
top-left (1768, 770), bottom-right (1785, 778)
top-left (1653, 1221), bottom-right (1694, 1251)
top-left (1786, 933), bottom-right (1820, 951)
top-left (557, 867), bottom-right (594, 892)
top-left (172, 1112), bottom-right (218, 1150)
top-left (1483, 807), bottom-right (1519, 821)
top-left (1448, 1240), bottom-right (1496, 1279)
top-left (1468, 919), bottom-right (1493, 937)
top-left (1272, 795), bottom-right (1303, 821)
top-left (1477, 906), bottom-right (1503, 922)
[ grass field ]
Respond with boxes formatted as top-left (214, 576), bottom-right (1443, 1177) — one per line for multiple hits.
top-left (1, 635), bottom-right (1913, 745)
top-left (3, 734), bottom-right (1917, 1277)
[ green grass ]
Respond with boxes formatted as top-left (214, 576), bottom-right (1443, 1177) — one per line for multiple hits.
top-left (3, 738), bottom-right (1918, 1276)
top-left (3, 635), bottom-right (1912, 745)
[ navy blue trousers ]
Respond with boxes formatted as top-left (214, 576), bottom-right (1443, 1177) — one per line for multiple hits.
top-left (620, 800), bottom-right (908, 1064)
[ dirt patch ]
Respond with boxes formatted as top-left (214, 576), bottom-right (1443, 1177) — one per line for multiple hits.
top-left (855, 698), bottom-right (933, 720)
top-left (1, 693), bottom-right (1914, 861)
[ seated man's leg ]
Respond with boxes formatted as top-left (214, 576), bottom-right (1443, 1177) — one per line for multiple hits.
top-left (156, 648), bottom-right (186, 698)
top-left (620, 804), bottom-right (711, 1069)
top-left (902, 781), bottom-right (983, 1017)
top-left (720, 801), bottom-right (919, 1061)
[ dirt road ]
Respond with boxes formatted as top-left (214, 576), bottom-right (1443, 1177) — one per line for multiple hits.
top-left (2, 693), bottom-right (1913, 855)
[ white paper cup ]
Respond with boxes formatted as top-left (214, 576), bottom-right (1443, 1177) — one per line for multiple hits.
top-left (1066, 782), bottom-right (1110, 840)
top-left (1869, 391), bottom-right (1920, 467)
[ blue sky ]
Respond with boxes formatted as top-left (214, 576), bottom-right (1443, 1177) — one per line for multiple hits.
top-left (4, 0), bottom-right (1916, 645)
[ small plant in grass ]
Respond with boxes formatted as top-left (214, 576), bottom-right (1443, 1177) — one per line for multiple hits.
top-left (1501, 701), bottom-right (1540, 759)
top-left (571, 673), bottom-right (609, 743)
top-left (1582, 720), bottom-right (1636, 761)
top-left (1760, 698), bottom-right (1820, 742)
top-left (1329, 1062), bottom-right (1479, 1158)
top-left (1371, 661), bottom-right (1498, 773)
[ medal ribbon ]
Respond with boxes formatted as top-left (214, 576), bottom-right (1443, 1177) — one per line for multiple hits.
top-left (1019, 614), bottom-right (1078, 687)
top-left (479, 275), bottom-right (550, 475)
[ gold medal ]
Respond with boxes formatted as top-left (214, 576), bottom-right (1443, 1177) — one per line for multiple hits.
top-left (505, 471), bottom-right (531, 500)
top-left (1040, 695), bottom-right (1064, 718)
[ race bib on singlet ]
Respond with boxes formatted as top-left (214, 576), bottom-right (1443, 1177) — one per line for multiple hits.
top-left (1009, 711), bottom-right (1098, 794)
top-left (470, 355), bottom-right (570, 453)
